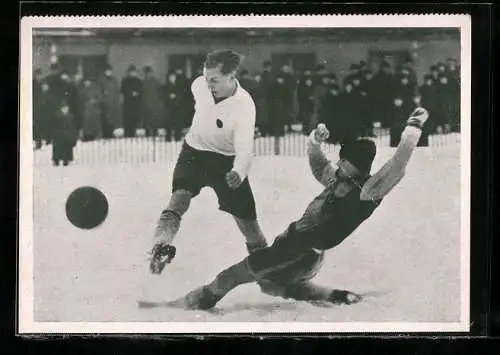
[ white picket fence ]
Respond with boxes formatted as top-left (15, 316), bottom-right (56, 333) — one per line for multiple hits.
top-left (34, 132), bottom-right (461, 167)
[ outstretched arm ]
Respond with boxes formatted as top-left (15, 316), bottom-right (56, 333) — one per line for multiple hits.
top-left (360, 108), bottom-right (428, 201)
top-left (226, 100), bottom-right (256, 189)
top-left (306, 124), bottom-right (336, 187)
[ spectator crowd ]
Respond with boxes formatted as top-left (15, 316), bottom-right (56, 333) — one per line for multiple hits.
top-left (32, 56), bottom-right (460, 166)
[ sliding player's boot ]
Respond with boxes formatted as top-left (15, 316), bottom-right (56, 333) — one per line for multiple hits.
top-left (328, 289), bottom-right (362, 305)
top-left (169, 286), bottom-right (222, 310)
top-left (149, 242), bottom-right (176, 274)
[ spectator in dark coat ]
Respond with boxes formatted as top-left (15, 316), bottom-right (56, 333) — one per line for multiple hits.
top-left (445, 58), bottom-right (460, 132)
top-left (313, 64), bottom-right (328, 88)
top-left (52, 102), bottom-right (78, 166)
top-left (163, 71), bottom-right (183, 141)
top-left (60, 71), bottom-right (79, 115)
top-left (44, 63), bottom-right (66, 104)
top-left (100, 65), bottom-right (122, 138)
top-left (336, 82), bottom-right (363, 144)
top-left (296, 72), bottom-right (315, 135)
top-left (437, 62), bottom-right (447, 78)
top-left (44, 64), bottom-right (69, 137)
top-left (372, 62), bottom-right (396, 128)
top-left (390, 75), bottom-right (418, 147)
top-left (430, 65), bottom-right (440, 82)
top-left (400, 60), bottom-right (418, 88)
top-left (81, 78), bottom-right (103, 141)
top-left (434, 74), bottom-right (454, 134)
top-left (318, 83), bottom-right (341, 144)
top-left (309, 75), bottom-right (331, 133)
top-left (36, 82), bottom-right (52, 146)
top-left (71, 72), bottom-right (85, 134)
top-left (142, 66), bottom-right (164, 136)
top-left (279, 64), bottom-right (297, 130)
top-left (33, 69), bottom-right (44, 149)
top-left (121, 65), bottom-right (143, 137)
top-left (344, 64), bottom-right (360, 86)
top-left (358, 70), bottom-right (376, 137)
top-left (261, 61), bottom-right (274, 93)
top-left (253, 74), bottom-right (270, 137)
top-left (419, 74), bottom-right (438, 135)
top-left (268, 73), bottom-right (292, 137)
top-left (238, 69), bottom-right (257, 98)
top-left (173, 68), bottom-right (192, 129)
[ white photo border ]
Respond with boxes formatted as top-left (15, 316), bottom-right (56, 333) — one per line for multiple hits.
top-left (19, 14), bottom-right (472, 334)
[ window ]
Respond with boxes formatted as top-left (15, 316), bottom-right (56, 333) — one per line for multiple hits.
top-left (368, 50), bottom-right (411, 73)
top-left (168, 54), bottom-right (206, 79)
top-left (271, 53), bottom-right (317, 73)
top-left (58, 55), bottom-right (107, 80)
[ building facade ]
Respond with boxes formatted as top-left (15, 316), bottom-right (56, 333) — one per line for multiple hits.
top-left (32, 28), bottom-right (460, 84)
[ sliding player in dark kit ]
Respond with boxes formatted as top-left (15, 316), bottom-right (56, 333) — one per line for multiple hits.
top-left (152, 107), bottom-right (429, 310)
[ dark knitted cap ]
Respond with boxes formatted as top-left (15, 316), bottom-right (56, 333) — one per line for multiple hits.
top-left (339, 139), bottom-right (377, 176)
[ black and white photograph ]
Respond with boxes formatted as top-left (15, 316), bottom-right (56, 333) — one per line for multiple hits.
top-left (19, 15), bottom-right (471, 333)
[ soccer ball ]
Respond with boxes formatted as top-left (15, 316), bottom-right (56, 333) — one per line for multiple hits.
top-left (65, 186), bottom-right (109, 229)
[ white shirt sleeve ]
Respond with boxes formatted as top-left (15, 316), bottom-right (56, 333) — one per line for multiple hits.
top-left (231, 98), bottom-right (256, 180)
top-left (190, 76), bottom-right (205, 100)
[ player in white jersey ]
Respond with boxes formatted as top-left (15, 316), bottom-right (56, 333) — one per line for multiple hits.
top-left (149, 50), bottom-right (268, 274)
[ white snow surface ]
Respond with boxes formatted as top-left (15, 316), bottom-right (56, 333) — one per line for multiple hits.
top-left (32, 145), bottom-right (462, 324)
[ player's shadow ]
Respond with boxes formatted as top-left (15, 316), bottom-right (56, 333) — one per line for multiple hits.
top-left (209, 301), bottom-right (301, 316)
top-left (207, 290), bottom-right (389, 316)
top-left (208, 299), bottom-right (346, 316)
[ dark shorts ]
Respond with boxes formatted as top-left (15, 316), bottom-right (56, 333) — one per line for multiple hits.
top-left (246, 241), bottom-right (325, 287)
top-left (172, 142), bottom-right (257, 220)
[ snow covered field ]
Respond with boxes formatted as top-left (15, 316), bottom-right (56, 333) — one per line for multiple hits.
top-left (27, 141), bottom-right (464, 331)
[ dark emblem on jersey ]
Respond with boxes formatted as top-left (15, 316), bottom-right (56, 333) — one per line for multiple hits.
top-left (216, 119), bottom-right (223, 128)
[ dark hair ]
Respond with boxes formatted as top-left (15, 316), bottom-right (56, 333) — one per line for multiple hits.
top-left (204, 50), bottom-right (244, 75)
top-left (127, 65), bottom-right (137, 73)
top-left (339, 139), bottom-right (377, 176)
top-left (144, 66), bottom-right (153, 74)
